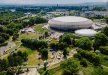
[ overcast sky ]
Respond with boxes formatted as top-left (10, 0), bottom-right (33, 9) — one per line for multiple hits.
top-left (0, 0), bottom-right (108, 4)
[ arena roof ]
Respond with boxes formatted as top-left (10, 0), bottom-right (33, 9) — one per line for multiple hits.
top-left (49, 16), bottom-right (93, 31)
top-left (52, 16), bottom-right (90, 23)
top-left (75, 29), bottom-right (97, 37)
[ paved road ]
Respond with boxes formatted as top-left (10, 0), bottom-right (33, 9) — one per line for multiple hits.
top-left (19, 68), bottom-right (40, 75)
top-left (19, 49), bottom-right (77, 75)
top-left (0, 42), bottom-right (15, 55)
top-left (0, 42), bottom-right (21, 59)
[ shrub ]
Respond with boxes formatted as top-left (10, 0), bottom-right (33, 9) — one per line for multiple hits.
top-left (60, 59), bottom-right (79, 75)
top-left (80, 59), bottom-right (88, 67)
top-left (76, 37), bottom-right (92, 50)
top-left (78, 49), bottom-right (100, 66)
top-left (0, 42), bottom-right (8, 47)
top-left (99, 46), bottom-right (108, 55)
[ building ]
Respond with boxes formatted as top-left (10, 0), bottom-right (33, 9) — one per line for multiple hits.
top-left (75, 29), bottom-right (97, 37)
top-left (81, 11), bottom-right (108, 17)
top-left (48, 16), bottom-right (93, 31)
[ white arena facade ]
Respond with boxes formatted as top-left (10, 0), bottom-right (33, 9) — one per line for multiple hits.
top-left (48, 16), bottom-right (93, 31)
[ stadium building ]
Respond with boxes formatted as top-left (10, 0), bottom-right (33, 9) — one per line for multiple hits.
top-left (48, 16), bottom-right (93, 31)
top-left (75, 29), bottom-right (97, 37)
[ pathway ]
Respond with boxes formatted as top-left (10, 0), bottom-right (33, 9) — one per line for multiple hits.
top-left (0, 42), bottom-right (15, 55)
top-left (19, 68), bottom-right (40, 75)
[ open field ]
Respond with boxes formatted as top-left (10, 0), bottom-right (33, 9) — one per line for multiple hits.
top-left (18, 45), bottom-right (53, 66)
top-left (34, 24), bottom-right (49, 33)
top-left (19, 32), bottom-right (42, 40)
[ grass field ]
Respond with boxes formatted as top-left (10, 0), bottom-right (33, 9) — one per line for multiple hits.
top-left (93, 19), bottom-right (105, 23)
top-left (82, 65), bottom-right (108, 75)
top-left (18, 46), bottom-right (40, 65)
top-left (18, 45), bottom-right (53, 66)
top-left (39, 62), bottom-right (62, 75)
top-left (34, 24), bottom-right (49, 33)
top-left (19, 32), bottom-right (42, 40)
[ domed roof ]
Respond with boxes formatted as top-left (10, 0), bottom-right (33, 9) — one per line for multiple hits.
top-left (75, 29), bottom-right (97, 37)
top-left (52, 16), bottom-right (91, 23)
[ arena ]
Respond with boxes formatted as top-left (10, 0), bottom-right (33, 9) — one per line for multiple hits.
top-left (48, 16), bottom-right (93, 31)
top-left (75, 29), bottom-right (97, 37)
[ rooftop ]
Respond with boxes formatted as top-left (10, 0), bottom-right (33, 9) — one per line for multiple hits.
top-left (75, 29), bottom-right (97, 37)
top-left (52, 16), bottom-right (90, 22)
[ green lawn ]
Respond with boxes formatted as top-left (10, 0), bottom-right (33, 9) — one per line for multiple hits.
top-left (18, 45), bottom-right (53, 66)
top-left (18, 46), bottom-right (40, 65)
top-left (19, 32), bottom-right (42, 40)
top-left (82, 65), bottom-right (108, 75)
top-left (39, 63), bottom-right (62, 75)
top-left (93, 19), bottom-right (105, 23)
top-left (34, 24), bottom-right (49, 33)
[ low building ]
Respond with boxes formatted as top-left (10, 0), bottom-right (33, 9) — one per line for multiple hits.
top-left (75, 29), bottom-right (97, 37)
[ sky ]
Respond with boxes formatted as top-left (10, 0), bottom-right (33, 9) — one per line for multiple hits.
top-left (0, 0), bottom-right (108, 4)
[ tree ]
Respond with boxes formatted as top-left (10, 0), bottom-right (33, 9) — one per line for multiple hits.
top-left (59, 34), bottom-right (76, 45)
top-left (50, 43), bottom-right (58, 50)
top-left (7, 51), bottom-right (28, 67)
top-left (105, 17), bottom-right (108, 24)
top-left (6, 29), bottom-right (14, 35)
top-left (44, 31), bottom-right (49, 38)
top-left (0, 59), bottom-right (7, 71)
top-left (99, 46), bottom-right (108, 55)
top-left (21, 39), bottom-right (48, 49)
top-left (0, 37), bottom-right (5, 44)
top-left (63, 49), bottom-right (68, 58)
top-left (60, 59), bottom-right (79, 75)
top-left (94, 33), bottom-right (108, 49)
top-left (44, 62), bottom-right (47, 71)
top-left (78, 50), bottom-right (100, 66)
top-left (1, 33), bottom-right (9, 40)
top-left (12, 33), bottom-right (19, 41)
top-left (101, 26), bottom-right (108, 36)
top-left (80, 59), bottom-right (88, 67)
top-left (40, 48), bottom-right (48, 59)
top-left (58, 42), bottom-right (67, 50)
top-left (76, 37), bottom-right (92, 50)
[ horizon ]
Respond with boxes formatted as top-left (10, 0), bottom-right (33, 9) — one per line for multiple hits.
top-left (0, 0), bottom-right (108, 5)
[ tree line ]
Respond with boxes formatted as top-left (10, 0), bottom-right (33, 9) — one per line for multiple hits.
top-left (0, 51), bottom-right (28, 75)
top-left (0, 11), bottom-right (47, 44)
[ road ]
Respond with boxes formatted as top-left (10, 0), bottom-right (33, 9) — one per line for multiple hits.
top-left (19, 49), bottom-right (77, 75)
top-left (19, 68), bottom-right (40, 75)
top-left (0, 42), bottom-right (21, 59)
top-left (0, 42), bottom-right (15, 55)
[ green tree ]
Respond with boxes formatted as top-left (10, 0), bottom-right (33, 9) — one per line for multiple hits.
top-left (76, 37), bottom-right (92, 50)
top-left (80, 59), bottom-right (88, 67)
top-left (101, 26), bottom-right (108, 36)
top-left (12, 33), bottom-right (19, 41)
top-left (0, 37), bottom-right (5, 44)
top-left (44, 31), bottom-right (49, 38)
top-left (0, 59), bottom-right (7, 71)
top-left (99, 46), bottom-right (108, 55)
top-left (59, 34), bottom-right (76, 45)
top-left (94, 33), bottom-right (108, 49)
top-left (58, 42), bottom-right (67, 50)
top-left (104, 17), bottom-right (108, 24)
top-left (60, 59), bottom-right (79, 75)
top-left (50, 43), bottom-right (58, 50)
top-left (63, 49), bottom-right (68, 58)
top-left (40, 48), bottom-right (48, 59)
